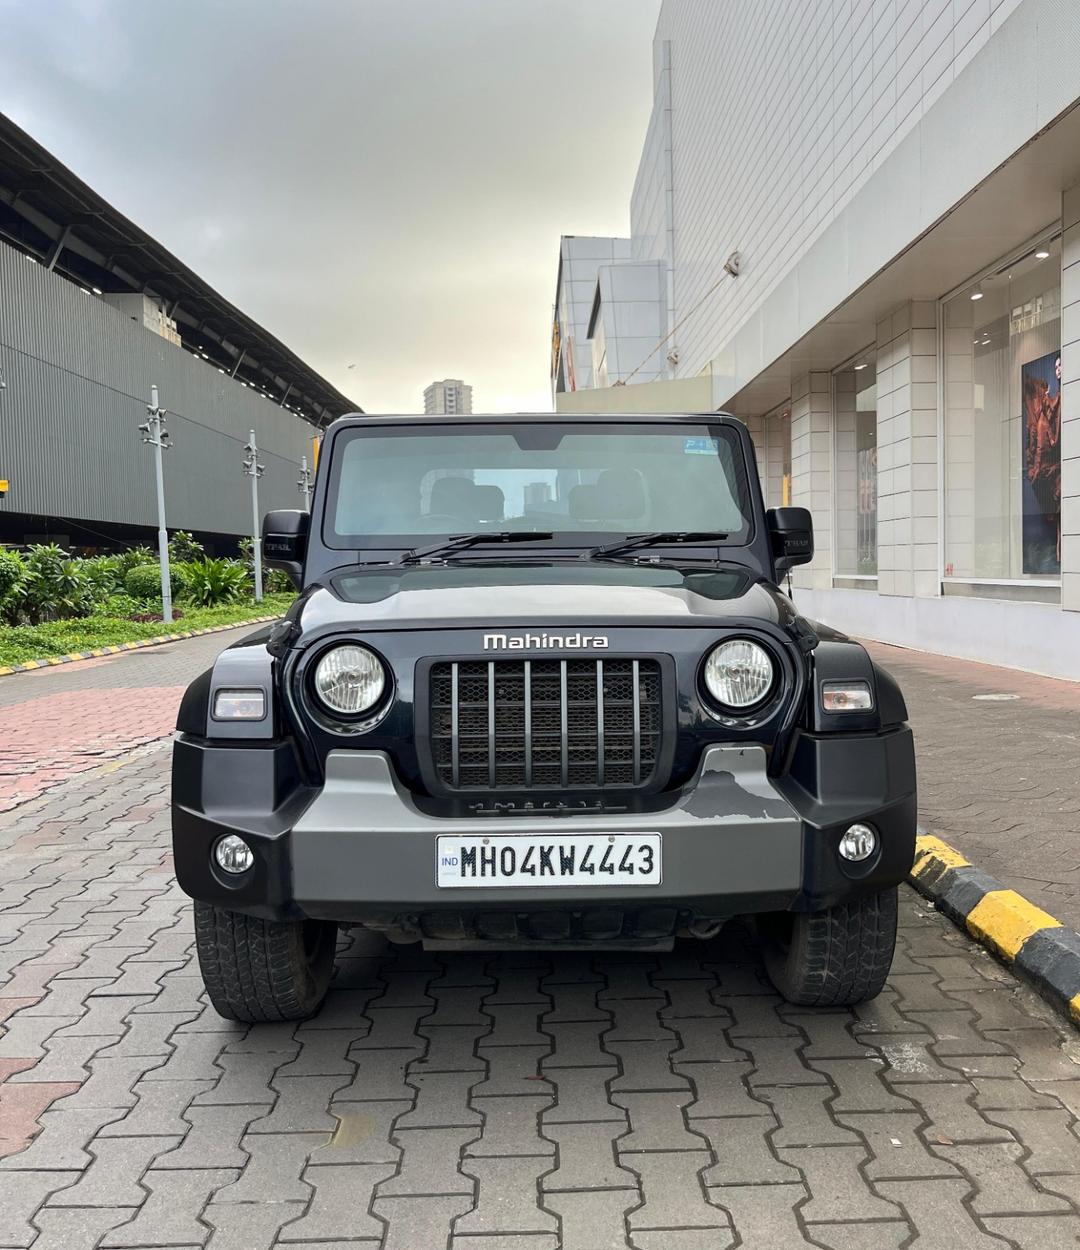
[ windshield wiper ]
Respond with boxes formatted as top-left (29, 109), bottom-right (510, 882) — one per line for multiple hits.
top-left (398, 531), bottom-right (554, 565)
top-left (582, 531), bottom-right (730, 560)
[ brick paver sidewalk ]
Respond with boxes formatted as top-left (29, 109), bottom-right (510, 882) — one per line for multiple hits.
top-left (0, 629), bottom-right (254, 814)
top-left (0, 630), bottom-right (1078, 1246)
top-left (864, 642), bottom-right (1080, 930)
top-left (1, 746), bottom-right (1079, 1248)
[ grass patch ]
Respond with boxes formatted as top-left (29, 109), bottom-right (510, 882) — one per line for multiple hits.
top-left (0, 593), bottom-right (296, 666)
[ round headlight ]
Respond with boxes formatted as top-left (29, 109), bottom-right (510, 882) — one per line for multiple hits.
top-left (312, 644), bottom-right (386, 716)
top-left (703, 639), bottom-right (775, 709)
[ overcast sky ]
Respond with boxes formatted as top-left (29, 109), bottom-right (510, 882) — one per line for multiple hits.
top-left (0, 0), bottom-right (660, 414)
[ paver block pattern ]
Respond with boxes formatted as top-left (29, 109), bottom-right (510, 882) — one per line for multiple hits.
top-left (1, 626), bottom-right (1079, 1246)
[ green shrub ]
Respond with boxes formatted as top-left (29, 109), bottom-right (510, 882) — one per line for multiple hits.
top-left (124, 564), bottom-right (164, 602)
top-left (0, 549), bottom-right (26, 625)
top-left (0, 548), bottom-right (24, 602)
top-left (235, 536), bottom-right (294, 596)
top-left (123, 567), bottom-right (161, 605)
top-left (266, 567), bottom-right (295, 595)
top-left (83, 554), bottom-right (125, 601)
top-left (19, 544), bottom-right (94, 622)
top-left (99, 593), bottom-right (148, 619)
top-left (237, 535), bottom-right (255, 584)
top-left (123, 561), bottom-right (187, 602)
top-left (168, 531), bottom-right (205, 563)
top-left (184, 557), bottom-right (248, 607)
top-left (171, 561), bottom-right (198, 600)
top-left (112, 545), bottom-right (157, 578)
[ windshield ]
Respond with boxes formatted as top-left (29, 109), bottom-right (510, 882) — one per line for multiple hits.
top-left (325, 421), bottom-right (752, 548)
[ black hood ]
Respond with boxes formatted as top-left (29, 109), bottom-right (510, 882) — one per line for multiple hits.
top-left (287, 562), bottom-right (811, 640)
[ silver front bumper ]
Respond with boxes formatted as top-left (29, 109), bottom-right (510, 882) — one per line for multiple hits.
top-left (290, 744), bottom-right (803, 910)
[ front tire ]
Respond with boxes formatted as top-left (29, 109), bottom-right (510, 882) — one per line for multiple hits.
top-left (761, 886), bottom-right (897, 1007)
top-left (193, 902), bottom-right (337, 1022)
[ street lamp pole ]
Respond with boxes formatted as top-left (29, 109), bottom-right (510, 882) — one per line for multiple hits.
top-left (242, 430), bottom-right (265, 602)
top-left (297, 455), bottom-right (313, 510)
top-left (139, 385), bottom-right (173, 623)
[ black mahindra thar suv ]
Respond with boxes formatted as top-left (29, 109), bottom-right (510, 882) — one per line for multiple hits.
top-left (172, 413), bottom-right (916, 1021)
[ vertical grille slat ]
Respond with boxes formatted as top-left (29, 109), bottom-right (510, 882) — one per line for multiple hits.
top-left (632, 659), bottom-right (641, 786)
top-left (595, 659), bottom-right (605, 788)
top-left (487, 661), bottom-right (496, 789)
top-left (559, 660), bottom-right (569, 788)
top-left (524, 659), bottom-right (532, 788)
top-left (430, 657), bottom-right (662, 793)
top-left (451, 662), bottom-right (460, 788)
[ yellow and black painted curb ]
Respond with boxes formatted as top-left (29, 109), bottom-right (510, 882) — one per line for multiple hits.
top-left (0, 616), bottom-right (279, 678)
top-left (909, 832), bottom-right (1080, 1025)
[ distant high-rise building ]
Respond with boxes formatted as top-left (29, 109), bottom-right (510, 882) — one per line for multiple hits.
top-left (424, 378), bottom-right (473, 415)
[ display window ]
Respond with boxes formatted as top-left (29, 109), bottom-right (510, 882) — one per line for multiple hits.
top-left (834, 357), bottom-right (877, 576)
top-left (943, 238), bottom-right (1061, 582)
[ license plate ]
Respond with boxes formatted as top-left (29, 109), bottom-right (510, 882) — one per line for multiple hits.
top-left (436, 833), bottom-right (661, 889)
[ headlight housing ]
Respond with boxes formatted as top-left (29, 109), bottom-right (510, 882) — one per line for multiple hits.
top-left (312, 644), bottom-right (387, 716)
top-left (703, 639), bottom-right (775, 709)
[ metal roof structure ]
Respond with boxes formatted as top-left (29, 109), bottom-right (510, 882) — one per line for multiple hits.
top-left (0, 111), bottom-right (361, 428)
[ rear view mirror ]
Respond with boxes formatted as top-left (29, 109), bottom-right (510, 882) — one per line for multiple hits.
top-left (262, 510), bottom-right (309, 587)
top-left (767, 506), bottom-right (814, 576)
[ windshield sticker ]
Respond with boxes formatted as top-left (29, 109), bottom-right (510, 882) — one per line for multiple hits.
top-left (683, 437), bottom-right (719, 455)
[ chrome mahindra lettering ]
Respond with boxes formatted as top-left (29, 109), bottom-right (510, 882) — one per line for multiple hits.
top-left (483, 632), bottom-right (609, 651)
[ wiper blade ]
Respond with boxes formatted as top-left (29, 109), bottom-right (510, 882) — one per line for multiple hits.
top-left (398, 531), bottom-right (554, 565)
top-left (582, 530), bottom-right (730, 560)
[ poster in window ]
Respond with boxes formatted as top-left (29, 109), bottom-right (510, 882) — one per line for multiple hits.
top-left (1021, 349), bottom-right (1061, 574)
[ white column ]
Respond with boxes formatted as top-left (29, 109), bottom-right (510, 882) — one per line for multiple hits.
top-left (1062, 184), bottom-right (1080, 611)
top-left (875, 302), bottom-right (940, 598)
top-left (744, 413), bottom-right (766, 498)
top-left (790, 370), bottom-right (832, 589)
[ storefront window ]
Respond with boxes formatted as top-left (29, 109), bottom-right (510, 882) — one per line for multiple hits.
top-left (835, 360), bottom-right (877, 575)
top-left (944, 240), bottom-right (1061, 580)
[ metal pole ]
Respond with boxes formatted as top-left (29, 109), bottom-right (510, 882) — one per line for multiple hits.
top-left (243, 430), bottom-right (264, 602)
top-left (297, 455), bottom-right (312, 510)
top-left (141, 385), bottom-right (173, 623)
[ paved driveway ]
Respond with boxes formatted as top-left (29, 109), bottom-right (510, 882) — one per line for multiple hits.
top-left (0, 633), bottom-right (1078, 1248)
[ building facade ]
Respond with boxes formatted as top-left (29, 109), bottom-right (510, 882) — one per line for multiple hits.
top-left (0, 113), bottom-right (359, 553)
top-left (423, 379), bottom-right (473, 415)
top-left (552, 0), bottom-right (1080, 679)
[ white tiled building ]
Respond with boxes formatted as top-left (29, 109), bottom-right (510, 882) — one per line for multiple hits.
top-left (552, 0), bottom-right (1080, 679)
top-left (423, 379), bottom-right (473, 415)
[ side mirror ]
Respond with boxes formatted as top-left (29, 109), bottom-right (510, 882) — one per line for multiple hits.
top-left (767, 506), bottom-right (814, 576)
top-left (262, 509), bottom-right (309, 587)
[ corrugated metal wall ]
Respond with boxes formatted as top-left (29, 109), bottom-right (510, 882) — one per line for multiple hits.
top-left (0, 241), bottom-right (330, 538)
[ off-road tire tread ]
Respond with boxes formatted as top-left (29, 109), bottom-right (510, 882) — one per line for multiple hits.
top-left (193, 902), bottom-right (334, 1022)
top-left (764, 886), bottom-right (897, 1007)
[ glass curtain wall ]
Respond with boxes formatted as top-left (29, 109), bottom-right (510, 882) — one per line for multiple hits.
top-left (943, 240), bottom-right (1061, 582)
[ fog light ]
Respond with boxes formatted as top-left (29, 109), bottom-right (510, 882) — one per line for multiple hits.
top-left (839, 823), bottom-right (878, 862)
top-left (214, 835), bottom-right (253, 875)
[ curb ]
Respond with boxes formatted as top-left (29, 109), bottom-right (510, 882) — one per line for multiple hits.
top-left (909, 832), bottom-right (1080, 1026)
top-left (0, 616), bottom-right (279, 677)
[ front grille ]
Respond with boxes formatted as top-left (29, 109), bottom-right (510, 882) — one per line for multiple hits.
top-left (430, 658), bottom-right (663, 792)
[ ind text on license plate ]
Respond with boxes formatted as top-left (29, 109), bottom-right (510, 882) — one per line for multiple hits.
top-left (436, 833), bottom-right (661, 888)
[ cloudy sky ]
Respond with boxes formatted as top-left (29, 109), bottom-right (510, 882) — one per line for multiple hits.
top-left (0, 0), bottom-right (660, 413)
